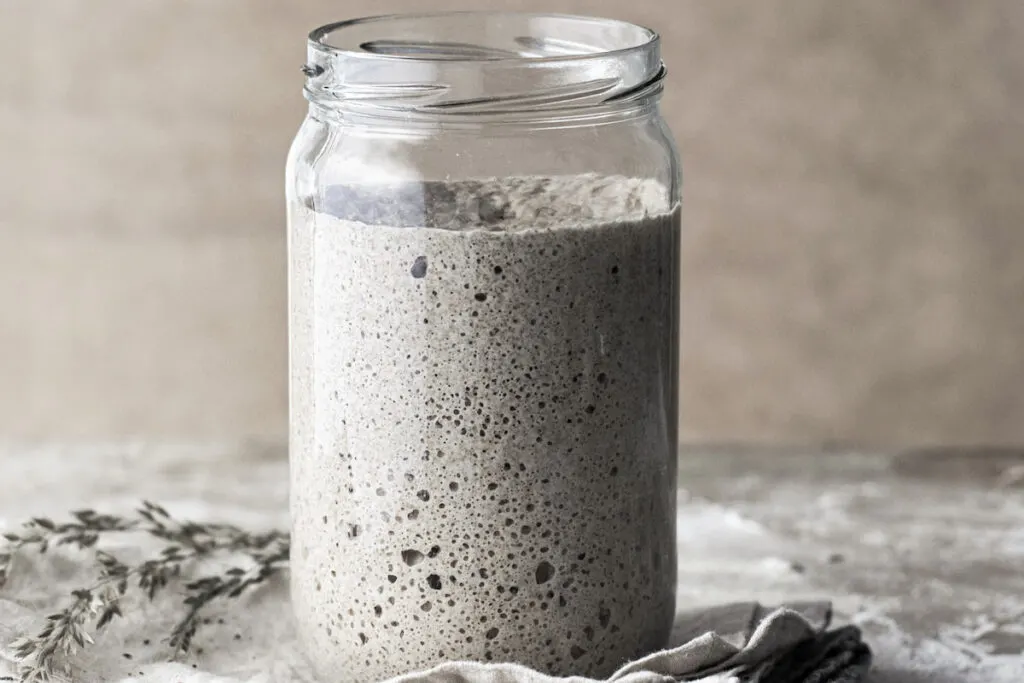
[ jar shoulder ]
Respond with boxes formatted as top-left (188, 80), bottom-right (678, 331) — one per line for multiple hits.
top-left (287, 111), bottom-right (679, 205)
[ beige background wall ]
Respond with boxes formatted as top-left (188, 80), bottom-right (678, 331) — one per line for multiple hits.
top-left (1, 0), bottom-right (1022, 444)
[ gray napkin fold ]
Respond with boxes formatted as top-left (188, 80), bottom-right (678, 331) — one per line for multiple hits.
top-left (382, 602), bottom-right (870, 683)
top-left (744, 625), bottom-right (872, 683)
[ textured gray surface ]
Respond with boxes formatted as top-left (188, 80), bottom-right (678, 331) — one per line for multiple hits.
top-left (0, 444), bottom-right (1020, 681)
top-left (677, 446), bottom-right (1024, 683)
top-left (2, 1), bottom-right (1024, 443)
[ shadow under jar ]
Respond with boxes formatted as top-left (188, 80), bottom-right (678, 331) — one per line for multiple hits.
top-left (287, 12), bottom-right (681, 681)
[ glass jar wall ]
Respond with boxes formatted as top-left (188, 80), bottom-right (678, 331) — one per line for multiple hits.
top-left (287, 12), bottom-right (681, 680)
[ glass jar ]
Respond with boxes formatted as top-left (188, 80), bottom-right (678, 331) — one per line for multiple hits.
top-left (288, 12), bottom-right (680, 680)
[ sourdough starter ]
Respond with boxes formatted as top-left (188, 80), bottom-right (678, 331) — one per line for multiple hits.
top-left (290, 175), bottom-right (680, 679)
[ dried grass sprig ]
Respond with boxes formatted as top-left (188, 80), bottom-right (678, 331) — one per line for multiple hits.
top-left (1, 503), bottom-right (289, 682)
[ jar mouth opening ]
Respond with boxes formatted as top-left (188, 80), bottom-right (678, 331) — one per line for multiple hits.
top-left (308, 12), bottom-right (659, 65)
top-left (304, 12), bottom-right (664, 120)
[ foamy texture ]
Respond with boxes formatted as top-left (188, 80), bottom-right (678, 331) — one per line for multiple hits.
top-left (289, 176), bottom-right (680, 679)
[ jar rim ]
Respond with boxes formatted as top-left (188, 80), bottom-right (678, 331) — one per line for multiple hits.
top-left (303, 12), bottom-right (665, 121)
top-left (307, 11), bottom-right (660, 66)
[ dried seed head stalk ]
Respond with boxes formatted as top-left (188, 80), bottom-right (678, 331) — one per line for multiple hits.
top-left (0, 502), bottom-right (289, 682)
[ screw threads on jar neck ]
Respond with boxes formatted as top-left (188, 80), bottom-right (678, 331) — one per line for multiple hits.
top-left (303, 12), bottom-right (665, 125)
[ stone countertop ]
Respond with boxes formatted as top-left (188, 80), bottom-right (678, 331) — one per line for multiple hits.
top-left (0, 443), bottom-right (1021, 682)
